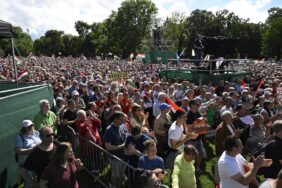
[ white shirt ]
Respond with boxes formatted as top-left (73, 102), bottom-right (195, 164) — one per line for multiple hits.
top-left (153, 100), bottom-right (161, 117)
top-left (218, 151), bottom-right (248, 188)
top-left (220, 106), bottom-right (234, 117)
top-left (175, 89), bottom-right (183, 100)
top-left (227, 124), bottom-right (235, 135)
top-left (168, 121), bottom-right (184, 151)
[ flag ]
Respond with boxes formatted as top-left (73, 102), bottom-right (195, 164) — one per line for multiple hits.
top-left (165, 96), bottom-right (182, 111)
top-left (137, 53), bottom-right (145, 58)
top-left (254, 80), bottom-right (264, 97)
top-left (241, 80), bottom-right (246, 88)
top-left (192, 49), bottom-right (195, 57)
top-left (150, 64), bottom-right (155, 78)
top-left (17, 69), bottom-right (28, 80)
top-left (15, 56), bottom-right (22, 65)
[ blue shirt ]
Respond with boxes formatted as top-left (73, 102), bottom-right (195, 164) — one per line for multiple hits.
top-left (137, 155), bottom-right (165, 170)
top-left (103, 124), bottom-right (128, 158)
top-left (15, 130), bottom-right (41, 165)
top-left (125, 134), bottom-right (149, 167)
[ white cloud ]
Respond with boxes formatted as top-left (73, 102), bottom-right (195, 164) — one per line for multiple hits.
top-left (153, 0), bottom-right (190, 19)
top-left (208, 0), bottom-right (272, 23)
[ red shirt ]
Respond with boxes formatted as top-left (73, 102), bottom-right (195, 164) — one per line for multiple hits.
top-left (41, 160), bottom-right (78, 188)
top-left (76, 118), bottom-right (102, 146)
top-left (120, 98), bottom-right (132, 114)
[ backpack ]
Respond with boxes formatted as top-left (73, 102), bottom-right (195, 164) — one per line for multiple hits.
top-left (15, 134), bottom-right (24, 163)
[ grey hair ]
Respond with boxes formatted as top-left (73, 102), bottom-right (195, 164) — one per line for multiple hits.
top-left (158, 92), bottom-right (166, 98)
top-left (222, 110), bottom-right (232, 119)
top-left (77, 109), bottom-right (86, 117)
top-left (39, 99), bottom-right (50, 107)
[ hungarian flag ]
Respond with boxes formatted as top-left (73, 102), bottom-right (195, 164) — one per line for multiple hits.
top-left (137, 53), bottom-right (145, 58)
top-left (17, 69), bottom-right (28, 80)
top-left (241, 80), bottom-right (246, 88)
top-left (15, 56), bottom-right (22, 65)
top-left (165, 96), bottom-right (182, 111)
top-left (254, 80), bottom-right (264, 97)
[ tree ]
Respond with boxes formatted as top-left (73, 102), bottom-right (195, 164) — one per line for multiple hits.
top-left (75, 21), bottom-right (90, 37)
top-left (262, 17), bottom-right (282, 59)
top-left (0, 26), bottom-right (33, 56)
top-left (107, 0), bottom-right (157, 58)
top-left (161, 12), bottom-right (187, 51)
top-left (266, 7), bottom-right (282, 24)
top-left (34, 30), bottom-right (64, 56)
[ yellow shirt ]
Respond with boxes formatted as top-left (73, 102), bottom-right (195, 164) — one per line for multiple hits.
top-left (172, 153), bottom-right (196, 188)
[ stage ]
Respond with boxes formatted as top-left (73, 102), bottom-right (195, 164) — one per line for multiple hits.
top-left (159, 68), bottom-right (249, 85)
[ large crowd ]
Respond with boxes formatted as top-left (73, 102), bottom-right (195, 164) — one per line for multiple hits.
top-left (1, 55), bottom-right (282, 188)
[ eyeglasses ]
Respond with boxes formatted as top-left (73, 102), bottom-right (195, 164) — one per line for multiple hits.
top-left (45, 133), bottom-right (56, 138)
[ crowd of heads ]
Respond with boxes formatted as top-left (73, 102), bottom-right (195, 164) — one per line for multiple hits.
top-left (8, 55), bottom-right (282, 187)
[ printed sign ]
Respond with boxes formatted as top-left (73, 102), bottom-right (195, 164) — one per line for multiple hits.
top-left (108, 72), bottom-right (128, 80)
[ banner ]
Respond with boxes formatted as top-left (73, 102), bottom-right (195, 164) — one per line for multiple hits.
top-left (108, 72), bottom-right (128, 80)
top-left (165, 96), bottom-right (182, 111)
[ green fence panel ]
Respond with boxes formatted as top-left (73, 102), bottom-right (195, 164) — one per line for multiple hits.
top-left (0, 81), bottom-right (45, 91)
top-left (0, 85), bottom-right (53, 188)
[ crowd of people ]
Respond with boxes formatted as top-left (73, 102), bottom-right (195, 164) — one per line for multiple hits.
top-left (3, 55), bottom-right (282, 188)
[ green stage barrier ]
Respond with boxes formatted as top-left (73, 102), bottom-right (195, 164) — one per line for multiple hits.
top-left (0, 84), bottom-right (53, 188)
top-left (0, 81), bottom-right (45, 91)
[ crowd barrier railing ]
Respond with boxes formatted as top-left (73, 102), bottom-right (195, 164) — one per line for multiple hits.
top-left (61, 126), bottom-right (138, 188)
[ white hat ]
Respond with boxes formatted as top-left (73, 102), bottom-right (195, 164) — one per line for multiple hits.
top-left (21, 120), bottom-right (34, 128)
top-left (72, 90), bottom-right (79, 96)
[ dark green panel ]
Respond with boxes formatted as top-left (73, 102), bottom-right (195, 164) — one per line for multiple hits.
top-left (0, 85), bottom-right (53, 188)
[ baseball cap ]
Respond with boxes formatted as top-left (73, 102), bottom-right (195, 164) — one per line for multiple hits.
top-left (21, 120), bottom-right (34, 128)
top-left (144, 81), bottom-right (150, 86)
top-left (72, 90), bottom-right (79, 96)
top-left (160, 103), bottom-right (170, 110)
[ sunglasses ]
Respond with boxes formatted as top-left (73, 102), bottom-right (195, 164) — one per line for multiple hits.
top-left (45, 133), bottom-right (56, 138)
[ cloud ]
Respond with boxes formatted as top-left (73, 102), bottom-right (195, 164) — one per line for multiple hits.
top-left (154, 0), bottom-right (191, 19)
top-left (208, 0), bottom-right (272, 23)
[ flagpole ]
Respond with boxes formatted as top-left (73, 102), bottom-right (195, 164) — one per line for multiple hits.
top-left (11, 38), bottom-right (18, 84)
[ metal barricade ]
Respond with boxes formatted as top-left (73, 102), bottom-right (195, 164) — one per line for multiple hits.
top-left (63, 126), bottom-right (138, 188)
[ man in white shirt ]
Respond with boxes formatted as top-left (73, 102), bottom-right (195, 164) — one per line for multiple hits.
top-left (218, 136), bottom-right (272, 188)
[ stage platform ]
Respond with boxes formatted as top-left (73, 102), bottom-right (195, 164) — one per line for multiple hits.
top-left (159, 68), bottom-right (249, 85)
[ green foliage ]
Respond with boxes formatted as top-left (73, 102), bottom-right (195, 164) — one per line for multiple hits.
top-left (161, 12), bottom-right (187, 51)
top-left (106, 0), bottom-right (158, 57)
top-left (262, 7), bottom-right (282, 59)
top-left (0, 26), bottom-right (33, 56)
top-left (34, 30), bottom-right (64, 56)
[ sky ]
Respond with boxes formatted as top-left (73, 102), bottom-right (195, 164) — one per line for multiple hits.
top-left (1, 0), bottom-right (281, 40)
